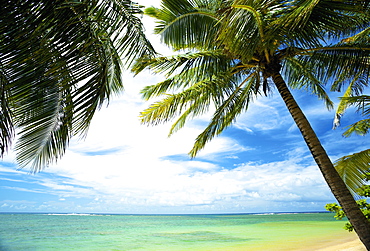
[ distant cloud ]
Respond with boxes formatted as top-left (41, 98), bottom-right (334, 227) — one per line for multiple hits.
top-left (15, 148), bottom-right (332, 213)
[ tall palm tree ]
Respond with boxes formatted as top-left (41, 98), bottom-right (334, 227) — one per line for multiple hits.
top-left (0, 0), bottom-right (154, 172)
top-left (133, 0), bottom-right (370, 248)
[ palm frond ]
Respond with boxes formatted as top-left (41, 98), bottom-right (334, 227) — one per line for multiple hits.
top-left (332, 77), bottom-right (368, 128)
top-left (140, 68), bottom-right (242, 125)
top-left (335, 149), bottom-right (370, 195)
top-left (342, 27), bottom-right (370, 43)
top-left (282, 57), bottom-right (333, 109)
top-left (107, 0), bottom-right (155, 67)
top-left (0, 67), bottom-right (14, 156)
top-left (148, 0), bottom-right (221, 50)
top-left (272, 0), bottom-right (370, 48)
top-left (14, 86), bottom-right (73, 172)
top-left (218, 1), bottom-right (266, 63)
top-left (297, 43), bottom-right (370, 87)
top-left (189, 72), bottom-right (259, 157)
top-left (344, 95), bottom-right (370, 116)
top-left (135, 50), bottom-right (232, 100)
top-left (168, 73), bottom-right (244, 136)
top-left (338, 95), bottom-right (370, 135)
top-left (133, 50), bottom-right (227, 77)
top-left (140, 80), bottom-right (216, 126)
top-left (140, 79), bottom-right (178, 100)
top-left (343, 119), bottom-right (370, 137)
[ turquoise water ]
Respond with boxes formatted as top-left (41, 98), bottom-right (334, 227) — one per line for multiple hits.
top-left (0, 213), bottom-right (352, 251)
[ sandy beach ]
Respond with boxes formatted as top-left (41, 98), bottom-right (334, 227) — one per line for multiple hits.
top-left (299, 233), bottom-right (366, 251)
top-left (317, 239), bottom-right (365, 251)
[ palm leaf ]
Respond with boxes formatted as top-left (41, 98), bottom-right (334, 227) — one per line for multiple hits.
top-left (148, 0), bottom-right (221, 50)
top-left (343, 119), bottom-right (370, 137)
top-left (218, 1), bottom-right (266, 63)
top-left (0, 67), bottom-right (14, 156)
top-left (140, 81), bottom-right (213, 126)
top-left (272, 0), bottom-right (370, 48)
top-left (133, 50), bottom-right (227, 78)
top-left (335, 149), bottom-right (370, 195)
top-left (168, 72), bottom-right (245, 136)
top-left (134, 50), bottom-right (232, 101)
top-left (342, 27), bottom-right (370, 43)
top-left (296, 43), bottom-right (370, 89)
top-left (282, 56), bottom-right (333, 109)
top-left (140, 71), bottom-right (239, 126)
top-left (190, 72), bottom-right (260, 157)
top-left (332, 77), bottom-right (368, 128)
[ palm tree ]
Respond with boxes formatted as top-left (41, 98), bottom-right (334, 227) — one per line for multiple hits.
top-left (0, 0), bottom-right (154, 172)
top-left (133, 0), bottom-right (370, 248)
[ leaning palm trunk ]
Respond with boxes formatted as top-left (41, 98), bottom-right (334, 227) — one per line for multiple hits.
top-left (271, 70), bottom-right (370, 249)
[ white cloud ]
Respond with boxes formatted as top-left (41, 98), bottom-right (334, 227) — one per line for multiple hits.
top-left (233, 95), bottom-right (292, 133)
top-left (36, 138), bottom-right (333, 212)
top-left (1, 203), bottom-right (9, 208)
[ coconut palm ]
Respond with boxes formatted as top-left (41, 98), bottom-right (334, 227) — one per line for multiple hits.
top-left (133, 0), bottom-right (370, 247)
top-left (0, 0), bottom-right (154, 172)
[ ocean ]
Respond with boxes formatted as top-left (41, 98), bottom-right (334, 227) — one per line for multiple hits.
top-left (0, 213), bottom-right (354, 251)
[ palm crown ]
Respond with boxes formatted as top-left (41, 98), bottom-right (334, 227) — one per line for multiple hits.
top-left (134, 0), bottom-right (369, 156)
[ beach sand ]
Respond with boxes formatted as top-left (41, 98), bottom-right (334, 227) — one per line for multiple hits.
top-left (299, 233), bottom-right (366, 251)
top-left (227, 232), bottom-right (366, 251)
top-left (316, 239), bottom-right (365, 251)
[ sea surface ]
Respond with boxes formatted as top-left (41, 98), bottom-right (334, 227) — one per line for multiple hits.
top-left (0, 212), bottom-right (353, 251)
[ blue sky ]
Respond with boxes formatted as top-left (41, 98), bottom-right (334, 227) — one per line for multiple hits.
top-left (0, 0), bottom-right (369, 214)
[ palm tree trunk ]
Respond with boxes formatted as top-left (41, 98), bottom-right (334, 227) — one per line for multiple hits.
top-left (271, 71), bottom-right (370, 250)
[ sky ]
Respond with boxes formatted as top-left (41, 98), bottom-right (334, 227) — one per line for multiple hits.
top-left (0, 0), bottom-right (369, 215)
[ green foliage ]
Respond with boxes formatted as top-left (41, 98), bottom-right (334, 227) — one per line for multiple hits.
top-left (144, 7), bottom-right (161, 18)
top-left (1, 0), bottom-right (155, 171)
top-left (331, 92), bottom-right (370, 195)
top-left (334, 149), bottom-right (370, 195)
top-left (326, 172), bottom-right (370, 232)
top-left (326, 198), bottom-right (370, 232)
top-left (326, 87), bottom-right (370, 233)
top-left (325, 203), bottom-right (346, 220)
top-left (145, 0), bottom-right (222, 50)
